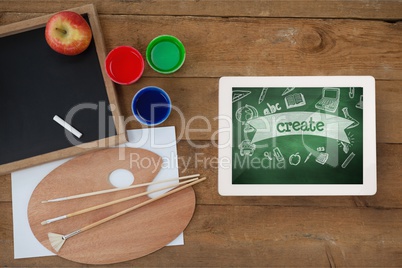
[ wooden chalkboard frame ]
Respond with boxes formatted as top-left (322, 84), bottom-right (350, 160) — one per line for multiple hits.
top-left (0, 4), bottom-right (127, 174)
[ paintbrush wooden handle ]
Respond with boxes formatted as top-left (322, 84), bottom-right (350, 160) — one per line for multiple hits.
top-left (79, 177), bottom-right (206, 233)
top-left (67, 178), bottom-right (198, 218)
top-left (42, 173), bottom-right (200, 203)
top-left (42, 178), bottom-right (199, 225)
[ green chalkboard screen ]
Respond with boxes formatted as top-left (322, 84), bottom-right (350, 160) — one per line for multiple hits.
top-left (218, 76), bottom-right (376, 196)
top-left (232, 87), bottom-right (363, 184)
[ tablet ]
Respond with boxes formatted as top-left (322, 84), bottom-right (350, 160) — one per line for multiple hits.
top-left (218, 76), bottom-right (376, 196)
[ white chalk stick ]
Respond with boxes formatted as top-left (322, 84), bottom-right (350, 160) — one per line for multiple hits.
top-left (53, 115), bottom-right (82, 138)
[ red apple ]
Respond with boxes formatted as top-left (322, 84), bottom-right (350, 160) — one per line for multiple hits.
top-left (45, 11), bottom-right (92, 56)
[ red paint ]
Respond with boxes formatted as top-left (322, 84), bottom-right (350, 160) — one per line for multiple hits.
top-left (105, 46), bottom-right (144, 85)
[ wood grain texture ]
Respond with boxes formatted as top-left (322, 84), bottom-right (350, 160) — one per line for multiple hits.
top-left (1, 0), bottom-right (402, 20)
top-left (102, 15), bottom-right (402, 80)
top-left (0, 174), bottom-right (11, 202)
top-left (2, 202), bottom-right (402, 267)
top-left (1, 14), bottom-right (401, 80)
top-left (1, 1), bottom-right (402, 266)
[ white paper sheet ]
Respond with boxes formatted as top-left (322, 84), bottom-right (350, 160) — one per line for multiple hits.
top-left (11, 126), bottom-right (182, 259)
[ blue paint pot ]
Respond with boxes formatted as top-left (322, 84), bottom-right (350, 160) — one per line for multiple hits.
top-left (131, 86), bottom-right (172, 126)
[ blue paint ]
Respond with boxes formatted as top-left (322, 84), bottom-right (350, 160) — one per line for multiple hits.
top-left (132, 86), bottom-right (171, 126)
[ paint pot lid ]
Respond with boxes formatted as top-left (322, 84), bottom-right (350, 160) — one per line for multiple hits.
top-left (105, 46), bottom-right (144, 85)
top-left (146, 35), bottom-right (186, 74)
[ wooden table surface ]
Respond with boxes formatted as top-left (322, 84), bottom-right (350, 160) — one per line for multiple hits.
top-left (1, 1), bottom-right (402, 267)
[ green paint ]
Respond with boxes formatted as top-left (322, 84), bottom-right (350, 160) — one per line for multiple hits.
top-left (146, 35), bottom-right (186, 74)
top-left (232, 87), bottom-right (363, 184)
top-left (151, 41), bottom-right (180, 71)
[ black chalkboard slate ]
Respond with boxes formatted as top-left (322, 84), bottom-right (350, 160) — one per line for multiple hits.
top-left (0, 5), bottom-right (126, 174)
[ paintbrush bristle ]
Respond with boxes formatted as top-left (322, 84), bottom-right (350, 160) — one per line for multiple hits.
top-left (48, 232), bottom-right (65, 252)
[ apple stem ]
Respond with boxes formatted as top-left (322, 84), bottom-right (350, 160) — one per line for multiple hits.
top-left (55, 28), bottom-right (67, 35)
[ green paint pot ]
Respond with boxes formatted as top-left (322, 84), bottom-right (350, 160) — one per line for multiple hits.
top-left (146, 35), bottom-right (186, 74)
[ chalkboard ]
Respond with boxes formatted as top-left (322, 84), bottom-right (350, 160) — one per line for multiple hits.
top-left (0, 5), bottom-right (126, 174)
top-left (232, 87), bottom-right (363, 184)
top-left (218, 76), bottom-right (376, 196)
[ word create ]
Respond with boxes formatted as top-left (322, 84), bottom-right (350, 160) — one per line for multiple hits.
top-left (277, 117), bottom-right (324, 133)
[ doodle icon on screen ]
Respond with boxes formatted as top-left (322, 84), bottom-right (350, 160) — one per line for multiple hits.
top-left (285, 93), bottom-right (306, 109)
top-left (239, 140), bottom-right (256, 157)
top-left (315, 87), bottom-right (340, 113)
top-left (340, 141), bottom-right (349, 154)
top-left (235, 104), bottom-right (258, 133)
top-left (264, 151), bottom-right (273, 160)
top-left (338, 133), bottom-right (354, 154)
top-left (259, 88), bottom-right (268, 104)
top-left (289, 153), bottom-right (301, 166)
top-left (264, 102), bottom-right (282, 115)
top-left (342, 107), bottom-right (359, 129)
top-left (315, 152), bottom-right (329, 165)
top-left (304, 152), bottom-right (312, 163)
top-left (349, 87), bottom-right (355, 99)
top-left (273, 147), bottom-right (285, 163)
top-left (341, 152), bottom-right (355, 168)
top-left (356, 95), bottom-right (363, 109)
top-left (232, 90), bottom-right (251, 103)
top-left (281, 87), bottom-right (295, 96)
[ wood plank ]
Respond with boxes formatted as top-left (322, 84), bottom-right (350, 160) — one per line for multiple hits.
top-left (101, 15), bottom-right (402, 80)
top-left (376, 80), bottom-right (402, 144)
top-left (0, 174), bottom-right (11, 202)
top-left (1, 1), bottom-right (402, 20)
top-left (2, 143), bottom-right (402, 208)
top-left (2, 203), bottom-right (402, 266)
top-left (0, 203), bottom-right (77, 267)
top-left (117, 78), bottom-right (402, 143)
top-left (181, 205), bottom-right (402, 267)
top-left (177, 142), bottom-right (402, 209)
top-left (1, 14), bottom-right (401, 80)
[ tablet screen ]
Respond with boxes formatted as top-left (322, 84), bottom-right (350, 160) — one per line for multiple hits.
top-left (232, 87), bottom-right (363, 184)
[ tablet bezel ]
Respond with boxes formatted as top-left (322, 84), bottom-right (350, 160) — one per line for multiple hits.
top-left (218, 76), bottom-right (376, 196)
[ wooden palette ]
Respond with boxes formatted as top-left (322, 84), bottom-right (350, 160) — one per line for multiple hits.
top-left (28, 148), bottom-right (196, 265)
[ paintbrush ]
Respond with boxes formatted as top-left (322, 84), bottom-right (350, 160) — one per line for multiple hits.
top-left (48, 177), bottom-right (206, 252)
top-left (41, 177), bottom-right (199, 225)
top-left (42, 173), bottom-right (200, 203)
